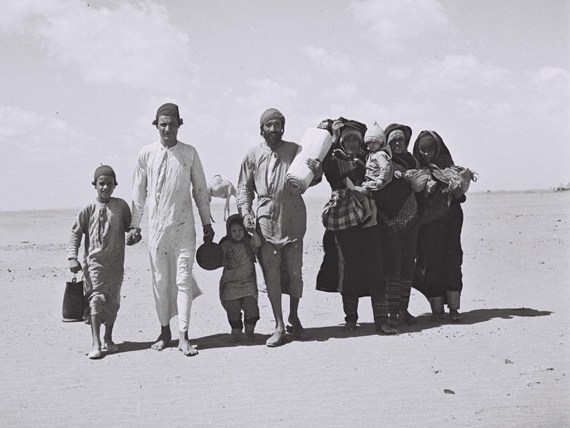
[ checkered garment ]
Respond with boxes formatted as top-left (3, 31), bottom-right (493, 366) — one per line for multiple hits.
top-left (322, 189), bottom-right (365, 231)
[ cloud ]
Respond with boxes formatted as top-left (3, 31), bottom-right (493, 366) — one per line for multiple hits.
top-left (235, 78), bottom-right (298, 114)
top-left (303, 45), bottom-right (355, 73)
top-left (348, 0), bottom-right (450, 52)
top-left (526, 66), bottom-right (570, 126)
top-left (413, 54), bottom-right (511, 93)
top-left (2, 0), bottom-right (196, 92)
top-left (0, 105), bottom-right (90, 162)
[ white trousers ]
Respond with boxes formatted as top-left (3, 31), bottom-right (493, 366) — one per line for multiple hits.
top-left (149, 237), bottom-right (202, 332)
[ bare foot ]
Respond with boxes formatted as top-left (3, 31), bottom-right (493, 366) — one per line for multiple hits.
top-left (287, 316), bottom-right (309, 340)
top-left (178, 330), bottom-right (198, 356)
top-left (178, 334), bottom-right (198, 356)
top-left (266, 328), bottom-right (286, 347)
top-left (102, 340), bottom-right (119, 353)
top-left (151, 331), bottom-right (172, 351)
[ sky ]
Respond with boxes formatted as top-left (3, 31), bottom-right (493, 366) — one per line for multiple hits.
top-left (1, 0), bottom-right (569, 211)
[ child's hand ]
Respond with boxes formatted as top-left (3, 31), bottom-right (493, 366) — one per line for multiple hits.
top-left (352, 186), bottom-right (369, 198)
top-left (69, 258), bottom-right (82, 274)
top-left (126, 228), bottom-right (142, 246)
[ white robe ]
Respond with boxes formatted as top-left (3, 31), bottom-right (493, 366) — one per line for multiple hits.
top-left (131, 141), bottom-right (211, 331)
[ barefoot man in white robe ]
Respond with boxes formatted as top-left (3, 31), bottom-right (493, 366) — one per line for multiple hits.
top-left (128, 103), bottom-right (214, 356)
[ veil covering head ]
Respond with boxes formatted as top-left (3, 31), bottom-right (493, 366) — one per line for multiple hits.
top-left (385, 123), bottom-right (413, 149)
top-left (413, 130), bottom-right (454, 168)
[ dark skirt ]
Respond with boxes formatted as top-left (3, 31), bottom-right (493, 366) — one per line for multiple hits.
top-left (316, 225), bottom-right (385, 299)
top-left (413, 201), bottom-right (464, 299)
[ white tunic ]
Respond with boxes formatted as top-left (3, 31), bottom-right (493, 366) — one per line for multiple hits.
top-left (131, 140), bottom-right (211, 331)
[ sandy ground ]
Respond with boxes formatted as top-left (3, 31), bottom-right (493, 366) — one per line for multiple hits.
top-left (0, 191), bottom-right (568, 427)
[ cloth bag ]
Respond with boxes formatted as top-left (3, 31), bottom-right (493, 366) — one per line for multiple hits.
top-left (322, 189), bottom-right (366, 231)
top-left (62, 275), bottom-right (85, 322)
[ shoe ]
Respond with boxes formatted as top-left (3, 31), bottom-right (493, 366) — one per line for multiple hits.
top-left (344, 320), bottom-right (358, 330)
top-left (229, 328), bottom-right (242, 343)
top-left (375, 317), bottom-right (398, 335)
top-left (266, 330), bottom-right (286, 347)
top-left (244, 324), bottom-right (255, 340)
top-left (102, 342), bottom-right (119, 353)
top-left (399, 309), bottom-right (418, 325)
top-left (449, 309), bottom-right (462, 322)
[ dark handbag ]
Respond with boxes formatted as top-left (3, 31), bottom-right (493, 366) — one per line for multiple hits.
top-left (62, 275), bottom-right (85, 322)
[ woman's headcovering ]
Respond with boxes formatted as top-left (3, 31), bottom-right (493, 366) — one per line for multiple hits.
top-left (92, 164), bottom-right (118, 185)
top-left (341, 119), bottom-right (367, 139)
top-left (385, 123), bottom-right (413, 148)
top-left (260, 108), bottom-right (285, 128)
top-left (412, 130), bottom-right (454, 167)
top-left (153, 103), bottom-right (183, 126)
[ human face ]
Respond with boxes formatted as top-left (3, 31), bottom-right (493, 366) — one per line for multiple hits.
top-left (418, 144), bottom-right (437, 164)
top-left (388, 132), bottom-right (406, 155)
top-left (340, 134), bottom-right (362, 157)
top-left (95, 175), bottom-right (116, 202)
top-left (157, 115), bottom-right (179, 147)
top-left (365, 139), bottom-right (383, 153)
top-left (261, 119), bottom-right (283, 149)
top-left (230, 223), bottom-right (245, 241)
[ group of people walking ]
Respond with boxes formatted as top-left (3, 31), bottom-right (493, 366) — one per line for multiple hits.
top-left (67, 103), bottom-right (472, 359)
top-left (316, 118), bottom-right (470, 337)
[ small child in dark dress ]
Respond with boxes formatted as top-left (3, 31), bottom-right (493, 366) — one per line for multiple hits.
top-left (219, 214), bottom-right (261, 342)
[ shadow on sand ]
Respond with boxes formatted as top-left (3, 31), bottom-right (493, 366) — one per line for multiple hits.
top-left (112, 307), bottom-right (552, 353)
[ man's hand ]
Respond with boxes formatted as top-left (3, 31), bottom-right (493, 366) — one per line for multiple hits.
top-left (203, 224), bottom-right (215, 244)
top-left (127, 227), bottom-right (142, 246)
top-left (306, 158), bottom-right (323, 180)
top-left (243, 213), bottom-right (256, 232)
top-left (69, 258), bottom-right (82, 274)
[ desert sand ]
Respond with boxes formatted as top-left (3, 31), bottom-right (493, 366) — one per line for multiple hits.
top-left (0, 191), bottom-right (568, 427)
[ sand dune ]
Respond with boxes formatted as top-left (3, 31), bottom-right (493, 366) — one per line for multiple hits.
top-left (0, 191), bottom-right (568, 427)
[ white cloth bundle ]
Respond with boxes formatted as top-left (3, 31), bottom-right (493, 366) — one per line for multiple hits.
top-left (285, 127), bottom-right (332, 194)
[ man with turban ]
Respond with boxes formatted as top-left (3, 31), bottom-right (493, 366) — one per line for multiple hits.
top-left (237, 108), bottom-right (322, 347)
top-left (128, 103), bottom-right (214, 356)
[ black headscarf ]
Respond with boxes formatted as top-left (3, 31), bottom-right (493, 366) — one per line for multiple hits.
top-left (412, 130), bottom-right (454, 168)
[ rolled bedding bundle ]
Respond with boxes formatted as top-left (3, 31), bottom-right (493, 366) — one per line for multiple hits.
top-left (403, 165), bottom-right (477, 194)
top-left (402, 168), bottom-right (432, 192)
top-left (434, 165), bottom-right (478, 195)
top-left (286, 127), bottom-right (332, 194)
